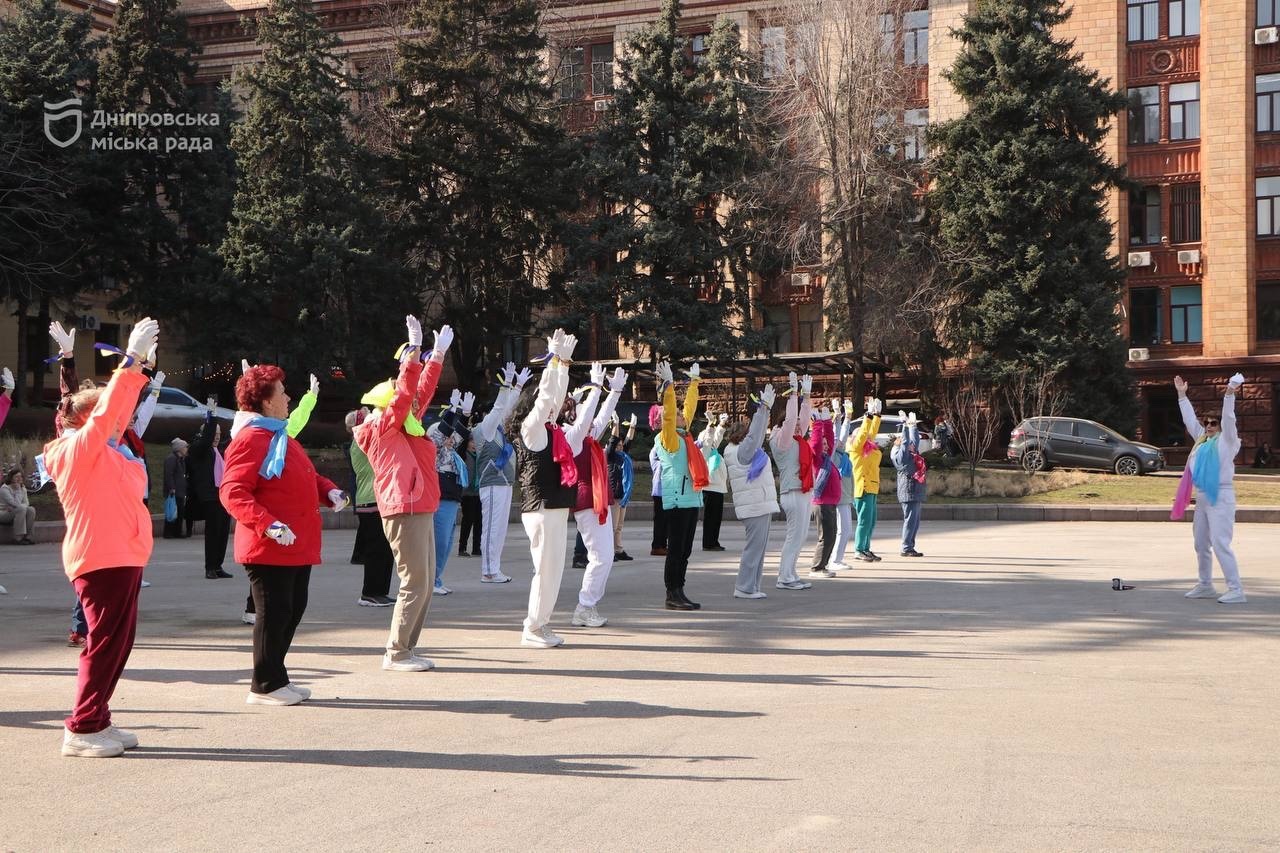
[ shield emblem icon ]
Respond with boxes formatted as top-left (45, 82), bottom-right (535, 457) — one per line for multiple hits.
top-left (43, 97), bottom-right (83, 148)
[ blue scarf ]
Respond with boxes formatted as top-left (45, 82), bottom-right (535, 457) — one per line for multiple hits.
top-left (249, 417), bottom-right (290, 479)
top-left (747, 448), bottom-right (768, 482)
top-left (493, 427), bottom-right (515, 471)
top-left (1191, 435), bottom-right (1221, 507)
top-left (836, 451), bottom-right (853, 478)
top-left (620, 452), bottom-right (635, 507)
top-left (452, 449), bottom-right (469, 489)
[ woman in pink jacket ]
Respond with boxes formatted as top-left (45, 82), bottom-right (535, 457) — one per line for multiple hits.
top-left (41, 319), bottom-right (158, 758)
top-left (806, 404), bottom-right (843, 578)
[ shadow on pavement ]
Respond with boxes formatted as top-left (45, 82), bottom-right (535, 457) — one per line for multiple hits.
top-left (308, 696), bottom-right (765, 722)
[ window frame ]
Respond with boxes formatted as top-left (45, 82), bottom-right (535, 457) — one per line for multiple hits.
top-left (1128, 186), bottom-right (1162, 246)
top-left (1260, 0), bottom-right (1280, 27)
top-left (1258, 282), bottom-right (1280, 341)
top-left (1170, 183), bottom-right (1201, 243)
top-left (1258, 74), bottom-right (1280, 134)
top-left (1127, 0), bottom-right (1159, 42)
top-left (1169, 0), bottom-right (1199, 37)
top-left (1129, 287), bottom-right (1164, 346)
top-left (1256, 176), bottom-right (1280, 237)
top-left (902, 10), bottom-right (929, 66)
top-left (1127, 86), bottom-right (1161, 145)
top-left (1169, 285), bottom-right (1203, 344)
top-left (557, 40), bottom-right (615, 103)
top-left (904, 108), bottom-right (928, 162)
top-left (1168, 82), bottom-right (1199, 141)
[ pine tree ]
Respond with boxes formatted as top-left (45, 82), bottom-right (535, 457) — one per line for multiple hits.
top-left (560, 0), bottom-right (766, 363)
top-left (219, 0), bottom-right (406, 383)
top-left (386, 0), bottom-right (576, 389)
top-left (930, 0), bottom-right (1136, 431)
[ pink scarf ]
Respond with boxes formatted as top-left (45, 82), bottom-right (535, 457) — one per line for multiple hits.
top-left (1170, 465), bottom-right (1193, 520)
top-left (861, 439), bottom-right (878, 457)
top-left (912, 451), bottom-right (928, 484)
top-left (213, 447), bottom-right (225, 488)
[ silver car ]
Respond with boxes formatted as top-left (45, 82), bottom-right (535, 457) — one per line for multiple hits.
top-left (845, 415), bottom-right (935, 454)
top-left (153, 387), bottom-right (236, 423)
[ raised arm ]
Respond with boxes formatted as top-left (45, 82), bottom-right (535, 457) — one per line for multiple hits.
top-left (565, 364), bottom-right (604, 454)
top-left (770, 390), bottom-right (799, 454)
top-left (522, 330), bottom-right (576, 451)
top-left (656, 361), bottom-right (680, 453)
top-left (189, 411), bottom-right (216, 455)
top-left (737, 386), bottom-right (775, 464)
top-left (1174, 376), bottom-right (1203, 442)
top-left (1222, 373), bottom-right (1243, 452)
top-left (132, 372), bottom-right (163, 437)
top-left (590, 367), bottom-right (627, 441)
top-left (287, 374), bottom-right (319, 438)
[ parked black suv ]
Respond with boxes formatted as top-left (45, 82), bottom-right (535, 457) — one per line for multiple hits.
top-left (1007, 417), bottom-right (1165, 476)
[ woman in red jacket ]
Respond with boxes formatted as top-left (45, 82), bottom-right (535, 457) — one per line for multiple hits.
top-left (220, 365), bottom-right (345, 707)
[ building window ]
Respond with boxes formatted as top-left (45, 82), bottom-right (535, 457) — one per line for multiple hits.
top-left (557, 46), bottom-right (585, 102)
top-left (590, 43), bottom-right (614, 95)
top-left (764, 305), bottom-right (791, 353)
top-left (1147, 387), bottom-right (1187, 446)
top-left (1127, 87), bottom-right (1160, 144)
top-left (1257, 177), bottom-right (1280, 236)
top-left (502, 335), bottom-right (529, 365)
top-left (1258, 74), bottom-right (1280, 133)
top-left (1260, 283), bottom-right (1280, 340)
top-left (1129, 288), bottom-right (1163, 345)
top-left (1169, 0), bottom-right (1199, 36)
top-left (1127, 0), bottom-right (1159, 42)
top-left (762, 26), bottom-right (786, 79)
top-left (1168, 82), bottom-right (1199, 140)
top-left (880, 14), bottom-right (895, 56)
top-left (690, 33), bottom-right (710, 66)
top-left (904, 108), bottom-right (928, 161)
top-left (797, 302), bottom-right (822, 351)
top-left (1129, 187), bottom-right (1161, 245)
top-left (1170, 183), bottom-right (1201, 243)
top-left (1260, 0), bottom-right (1280, 26)
top-left (1170, 285), bottom-right (1202, 343)
top-left (903, 11), bottom-right (928, 66)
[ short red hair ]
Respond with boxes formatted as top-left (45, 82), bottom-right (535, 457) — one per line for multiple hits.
top-left (236, 365), bottom-right (285, 413)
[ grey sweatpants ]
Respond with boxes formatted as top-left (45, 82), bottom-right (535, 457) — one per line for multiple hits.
top-left (736, 514), bottom-right (772, 595)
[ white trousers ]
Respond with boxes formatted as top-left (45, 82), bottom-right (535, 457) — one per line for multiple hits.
top-left (575, 507), bottom-right (615, 608)
top-left (777, 489), bottom-right (813, 584)
top-left (479, 485), bottom-right (513, 577)
top-left (832, 503), bottom-right (853, 564)
top-left (522, 507), bottom-right (569, 633)
top-left (1193, 487), bottom-right (1242, 591)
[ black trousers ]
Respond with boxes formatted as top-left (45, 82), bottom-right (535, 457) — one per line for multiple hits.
top-left (243, 564), bottom-right (311, 694)
top-left (201, 500), bottom-right (231, 573)
top-left (663, 507), bottom-right (699, 591)
top-left (574, 531), bottom-right (587, 562)
top-left (357, 511), bottom-right (394, 597)
top-left (701, 491), bottom-right (724, 548)
top-left (809, 504), bottom-right (837, 570)
top-left (459, 495), bottom-right (482, 554)
top-left (651, 497), bottom-right (669, 550)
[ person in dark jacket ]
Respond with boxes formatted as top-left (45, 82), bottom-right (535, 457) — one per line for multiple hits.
top-left (163, 438), bottom-right (191, 539)
top-left (890, 413), bottom-right (928, 558)
top-left (458, 435), bottom-right (482, 557)
top-left (188, 411), bottom-right (232, 578)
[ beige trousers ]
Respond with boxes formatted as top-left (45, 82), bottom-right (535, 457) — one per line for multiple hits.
top-left (382, 512), bottom-right (436, 660)
top-left (0, 507), bottom-right (35, 537)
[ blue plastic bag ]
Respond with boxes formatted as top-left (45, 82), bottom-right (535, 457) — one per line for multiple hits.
top-left (164, 494), bottom-right (177, 523)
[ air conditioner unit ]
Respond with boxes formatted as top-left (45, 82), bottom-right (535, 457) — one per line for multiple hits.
top-left (1256, 26), bottom-right (1279, 44)
top-left (1177, 249), bottom-right (1201, 264)
top-left (593, 99), bottom-right (611, 112)
top-left (1128, 347), bottom-right (1151, 362)
top-left (790, 272), bottom-right (811, 289)
top-left (78, 314), bottom-right (100, 332)
top-left (1127, 251), bottom-right (1153, 267)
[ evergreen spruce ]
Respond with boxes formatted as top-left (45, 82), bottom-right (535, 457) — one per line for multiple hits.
top-left (930, 0), bottom-right (1136, 431)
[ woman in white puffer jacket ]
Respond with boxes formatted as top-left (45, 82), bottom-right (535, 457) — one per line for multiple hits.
top-left (722, 385), bottom-right (778, 599)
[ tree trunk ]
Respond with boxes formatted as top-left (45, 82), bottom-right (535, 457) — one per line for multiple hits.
top-left (13, 294), bottom-right (29, 408)
top-left (32, 295), bottom-right (51, 406)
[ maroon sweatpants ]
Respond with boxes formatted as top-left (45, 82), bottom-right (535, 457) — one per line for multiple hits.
top-left (67, 565), bottom-right (144, 733)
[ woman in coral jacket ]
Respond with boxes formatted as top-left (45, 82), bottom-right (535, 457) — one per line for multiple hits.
top-left (42, 318), bottom-right (158, 758)
top-left (805, 403), bottom-right (843, 578)
top-left (354, 317), bottom-right (453, 673)
top-left (220, 365), bottom-right (346, 707)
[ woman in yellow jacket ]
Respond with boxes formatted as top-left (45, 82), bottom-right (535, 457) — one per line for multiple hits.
top-left (851, 398), bottom-right (884, 562)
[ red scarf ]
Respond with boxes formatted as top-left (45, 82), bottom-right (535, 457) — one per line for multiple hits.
top-left (585, 436), bottom-right (609, 523)
top-left (797, 435), bottom-right (815, 492)
top-left (683, 433), bottom-right (709, 491)
top-left (121, 428), bottom-right (145, 459)
top-left (550, 424), bottom-right (578, 487)
top-left (912, 450), bottom-right (928, 484)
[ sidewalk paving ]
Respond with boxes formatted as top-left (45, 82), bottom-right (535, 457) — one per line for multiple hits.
top-left (1, 520), bottom-right (1278, 851)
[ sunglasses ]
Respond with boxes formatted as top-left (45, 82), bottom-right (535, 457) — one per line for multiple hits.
top-left (1204, 419), bottom-right (1220, 427)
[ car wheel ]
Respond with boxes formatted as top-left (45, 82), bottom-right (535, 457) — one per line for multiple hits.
top-left (1022, 448), bottom-right (1047, 473)
top-left (1113, 455), bottom-right (1141, 476)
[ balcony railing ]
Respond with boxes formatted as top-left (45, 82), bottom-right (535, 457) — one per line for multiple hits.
top-left (761, 270), bottom-right (822, 306)
top-left (1125, 245), bottom-right (1203, 282)
top-left (1126, 40), bottom-right (1199, 84)
top-left (1124, 142), bottom-right (1200, 181)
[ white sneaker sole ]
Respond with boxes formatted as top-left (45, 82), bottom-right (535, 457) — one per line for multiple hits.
top-left (1218, 594), bottom-right (1247, 604)
top-left (776, 582), bottom-right (812, 590)
top-left (245, 693), bottom-right (302, 706)
top-left (521, 635), bottom-right (564, 648)
top-left (61, 741), bottom-right (124, 758)
top-left (733, 591), bottom-right (767, 599)
top-left (480, 575), bottom-right (512, 584)
top-left (1185, 589), bottom-right (1219, 599)
top-left (571, 618), bottom-right (608, 627)
top-left (433, 588), bottom-right (452, 596)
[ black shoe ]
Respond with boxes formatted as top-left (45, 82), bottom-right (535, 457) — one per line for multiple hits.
top-left (572, 558), bottom-right (588, 569)
top-left (665, 591), bottom-right (695, 610)
top-left (458, 550), bottom-right (469, 558)
top-left (676, 587), bottom-right (702, 610)
top-left (206, 569), bottom-right (232, 579)
top-left (867, 550), bottom-right (883, 562)
top-left (702, 544), bottom-right (726, 552)
top-left (615, 551), bottom-right (633, 561)
top-left (901, 549), bottom-right (924, 558)
top-left (650, 547), bottom-right (667, 557)
top-left (855, 551), bottom-right (875, 563)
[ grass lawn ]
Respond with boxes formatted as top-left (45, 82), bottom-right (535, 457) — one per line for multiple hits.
top-left (930, 473), bottom-right (1280, 506)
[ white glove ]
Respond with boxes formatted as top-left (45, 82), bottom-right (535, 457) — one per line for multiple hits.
top-left (610, 411), bottom-right (620, 426)
top-left (800, 375), bottom-right (813, 396)
top-left (686, 362), bottom-right (700, 381)
top-left (49, 321), bottom-right (75, 357)
top-left (145, 342), bottom-right (158, 368)
top-left (432, 324), bottom-right (453, 355)
top-left (872, 399), bottom-right (883, 415)
top-left (501, 362), bottom-right (517, 387)
top-left (608, 366), bottom-right (627, 393)
top-left (718, 412), bottom-right (730, 426)
top-left (628, 412), bottom-right (638, 429)
top-left (327, 489), bottom-right (349, 512)
top-left (817, 407), bottom-right (832, 421)
top-left (449, 389), bottom-right (463, 409)
top-left (126, 318), bottom-right (159, 363)
top-left (844, 399), bottom-right (854, 417)
top-left (760, 384), bottom-right (776, 408)
top-left (406, 316), bottom-right (423, 347)
top-left (461, 391), bottom-right (475, 415)
top-left (1, 367), bottom-right (13, 391)
top-left (907, 411), bottom-right (918, 426)
top-left (241, 359), bottom-right (252, 375)
top-left (788, 372), bottom-right (798, 393)
top-left (590, 361), bottom-right (606, 387)
top-left (515, 366), bottom-right (533, 388)
top-left (150, 371), bottom-right (166, 391)
top-left (655, 361), bottom-right (674, 386)
top-left (265, 521), bottom-right (296, 547)
top-left (309, 373), bottom-right (320, 396)
top-left (557, 333), bottom-right (579, 361)
top-left (898, 410), bottom-right (907, 421)
top-left (1228, 372), bottom-right (1245, 390)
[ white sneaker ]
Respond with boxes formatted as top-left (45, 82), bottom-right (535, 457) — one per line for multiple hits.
top-left (106, 725), bottom-right (138, 749)
top-left (245, 685), bottom-right (304, 706)
top-left (241, 611), bottom-right (256, 625)
top-left (808, 568), bottom-right (837, 578)
top-left (61, 727), bottom-right (124, 758)
top-left (0, 585), bottom-right (8, 594)
top-left (481, 572), bottom-right (512, 584)
top-left (139, 579), bottom-right (151, 588)
top-left (828, 562), bottom-right (851, 572)
top-left (571, 605), bottom-right (608, 627)
top-left (733, 590), bottom-right (767, 599)
top-left (288, 683), bottom-right (311, 701)
top-left (776, 580), bottom-right (812, 590)
top-left (433, 584), bottom-right (452, 596)
top-left (521, 626), bottom-right (565, 648)
top-left (382, 654), bottom-right (434, 672)
top-left (1184, 583), bottom-right (1219, 599)
top-left (1218, 589), bottom-right (1247, 604)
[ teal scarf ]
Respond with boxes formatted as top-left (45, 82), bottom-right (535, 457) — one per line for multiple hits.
top-left (249, 416), bottom-right (290, 479)
top-left (1191, 435), bottom-right (1221, 507)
